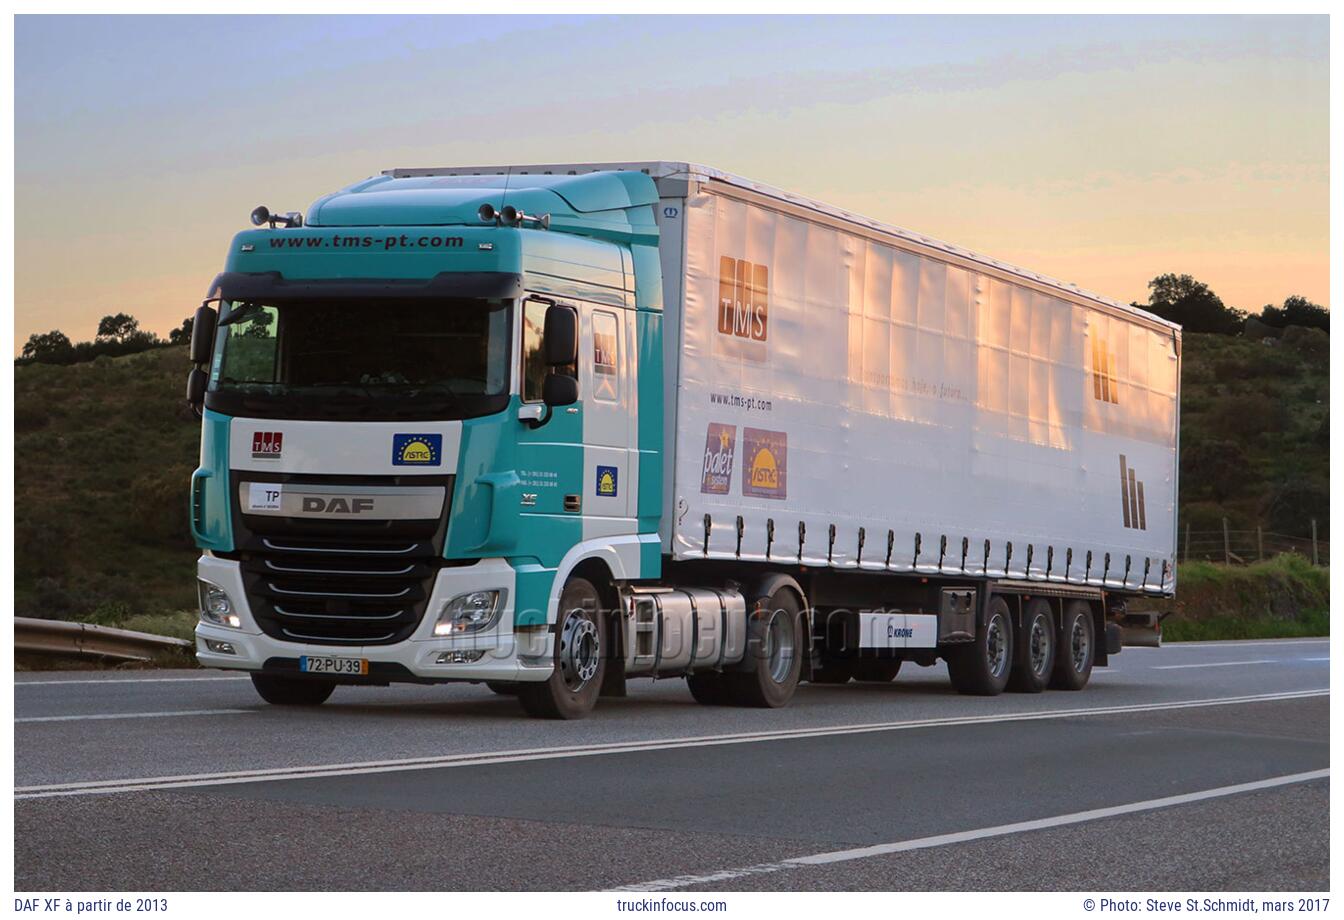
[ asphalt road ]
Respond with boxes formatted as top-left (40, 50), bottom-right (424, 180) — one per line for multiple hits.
top-left (14, 638), bottom-right (1330, 891)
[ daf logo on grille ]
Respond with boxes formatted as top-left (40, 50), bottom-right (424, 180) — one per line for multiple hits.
top-left (302, 496), bottom-right (375, 515)
top-left (241, 482), bottom-right (446, 520)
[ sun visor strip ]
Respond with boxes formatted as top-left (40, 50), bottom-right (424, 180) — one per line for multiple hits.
top-left (214, 271), bottom-right (524, 303)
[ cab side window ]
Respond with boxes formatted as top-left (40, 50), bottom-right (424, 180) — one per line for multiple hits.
top-left (521, 299), bottom-right (548, 402)
top-left (592, 310), bottom-right (619, 402)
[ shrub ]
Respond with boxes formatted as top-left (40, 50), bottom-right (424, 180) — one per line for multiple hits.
top-left (1264, 477), bottom-right (1330, 538)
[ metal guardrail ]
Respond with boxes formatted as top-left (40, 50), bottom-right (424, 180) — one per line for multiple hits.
top-left (15, 617), bottom-right (192, 662)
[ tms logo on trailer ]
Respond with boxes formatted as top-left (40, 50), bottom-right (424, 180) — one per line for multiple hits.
top-left (1092, 337), bottom-right (1119, 404)
top-left (1119, 455), bottom-right (1147, 530)
top-left (716, 256), bottom-right (769, 363)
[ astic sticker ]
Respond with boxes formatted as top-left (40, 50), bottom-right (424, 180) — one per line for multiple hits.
top-left (247, 482), bottom-right (283, 512)
top-left (392, 433), bottom-right (442, 466)
top-left (742, 427), bottom-right (787, 500)
top-left (596, 465), bottom-right (618, 497)
top-left (251, 431), bottom-right (283, 459)
top-left (700, 423), bottom-right (737, 495)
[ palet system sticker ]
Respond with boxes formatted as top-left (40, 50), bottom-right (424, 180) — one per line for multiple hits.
top-left (596, 465), bottom-right (619, 497)
top-left (700, 423), bottom-right (737, 495)
top-left (392, 433), bottom-right (443, 466)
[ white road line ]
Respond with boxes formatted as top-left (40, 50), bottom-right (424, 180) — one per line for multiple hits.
top-left (15, 676), bottom-right (250, 687)
top-left (613, 769), bottom-right (1331, 892)
top-left (13, 687), bottom-right (1327, 800)
top-left (1163, 638), bottom-right (1329, 648)
top-left (17, 709), bottom-right (254, 724)
top-left (1151, 659), bottom-right (1277, 670)
top-left (1303, 657), bottom-right (1330, 662)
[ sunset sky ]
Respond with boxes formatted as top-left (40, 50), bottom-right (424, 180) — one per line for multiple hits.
top-left (14, 14), bottom-right (1329, 349)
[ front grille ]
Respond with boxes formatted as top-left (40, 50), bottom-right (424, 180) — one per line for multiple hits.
top-left (228, 471), bottom-right (453, 646)
top-left (241, 535), bottom-right (442, 645)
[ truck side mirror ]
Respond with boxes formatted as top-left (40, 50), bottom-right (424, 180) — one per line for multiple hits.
top-left (190, 304), bottom-right (218, 365)
top-left (542, 372), bottom-right (578, 407)
top-left (544, 305), bottom-right (578, 367)
top-left (186, 367), bottom-right (208, 415)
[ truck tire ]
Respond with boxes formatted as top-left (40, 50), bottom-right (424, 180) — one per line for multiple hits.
top-left (517, 576), bottom-right (607, 719)
top-left (1007, 598), bottom-right (1055, 693)
top-left (852, 658), bottom-right (902, 683)
top-left (1050, 600), bottom-right (1095, 691)
top-left (723, 588), bottom-right (803, 708)
top-left (250, 673), bottom-right (335, 706)
top-left (686, 672), bottom-right (729, 705)
top-left (486, 681), bottom-right (519, 695)
top-left (947, 595), bottom-right (1013, 696)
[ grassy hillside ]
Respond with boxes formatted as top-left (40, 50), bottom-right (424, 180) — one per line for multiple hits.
top-left (15, 346), bottom-right (200, 619)
top-left (1178, 329), bottom-right (1329, 548)
top-left (13, 332), bottom-right (1329, 626)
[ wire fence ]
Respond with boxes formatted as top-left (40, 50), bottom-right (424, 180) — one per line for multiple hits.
top-left (1181, 519), bottom-right (1328, 566)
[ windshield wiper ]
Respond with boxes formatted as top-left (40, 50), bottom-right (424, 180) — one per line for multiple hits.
top-left (219, 302), bottom-right (266, 326)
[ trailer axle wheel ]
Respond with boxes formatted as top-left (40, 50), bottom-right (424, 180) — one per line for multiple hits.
top-left (947, 596), bottom-right (1014, 696)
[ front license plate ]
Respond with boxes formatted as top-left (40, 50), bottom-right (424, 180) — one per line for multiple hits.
top-left (299, 655), bottom-right (368, 676)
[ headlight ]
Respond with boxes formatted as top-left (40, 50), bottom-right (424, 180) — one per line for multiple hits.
top-left (198, 579), bottom-right (241, 629)
top-left (434, 590), bottom-right (504, 636)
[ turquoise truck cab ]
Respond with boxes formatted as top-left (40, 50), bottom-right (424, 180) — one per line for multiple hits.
top-left (189, 169), bottom-right (667, 716)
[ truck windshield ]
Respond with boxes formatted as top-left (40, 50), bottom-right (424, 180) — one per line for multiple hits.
top-left (205, 298), bottom-right (511, 421)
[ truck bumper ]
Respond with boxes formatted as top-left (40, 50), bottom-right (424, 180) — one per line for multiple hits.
top-left (193, 555), bottom-right (554, 683)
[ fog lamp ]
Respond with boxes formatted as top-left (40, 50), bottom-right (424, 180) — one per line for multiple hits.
top-left (437, 649), bottom-right (486, 664)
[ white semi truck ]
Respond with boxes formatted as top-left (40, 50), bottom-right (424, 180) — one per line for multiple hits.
top-left (188, 161), bottom-right (1180, 718)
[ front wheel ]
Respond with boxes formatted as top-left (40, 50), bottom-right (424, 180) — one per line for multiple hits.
top-left (722, 588), bottom-right (803, 708)
top-left (517, 577), bottom-right (607, 719)
top-left (947, 596), bottom-right (1013, 696)
top-left (250, 673), bottom-right (335, 706)
top-left (1050, 600), bottom-right (1095, 691)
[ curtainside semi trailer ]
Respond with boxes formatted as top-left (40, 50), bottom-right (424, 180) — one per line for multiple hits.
top-left (188, 161), bottom-right (1180, 718)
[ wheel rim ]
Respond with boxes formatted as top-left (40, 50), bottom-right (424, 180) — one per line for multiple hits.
top-left (986, 614), bottom-right (1009, 679)
top-left (765, 609), bottom-right (795, 684)
top-left (1070, 615), bottom-right (1091, 672)
top-left (1029, 615), bottom-right (1051, 676)
top-left (558, 612), bottom-right (600, 692)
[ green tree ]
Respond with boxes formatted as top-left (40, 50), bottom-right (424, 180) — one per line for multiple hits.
top-left (1260, 295), bottom-right (1329, 333)
top-left (168, 316), bottom-right (194, 345)
top-left (96, 312), bottom-right (141, 343)
top-left (21, 330), bottom-right (74, 363)
top-left (1141, 274), bottom-right (1246, 335)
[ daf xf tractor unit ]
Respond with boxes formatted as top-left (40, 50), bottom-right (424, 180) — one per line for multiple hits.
top-left (188, 161), bottom-right (1180, 718)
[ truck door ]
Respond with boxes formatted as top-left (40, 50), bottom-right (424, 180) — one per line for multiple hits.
top-left (581, 304), bottom-right (631, 522)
